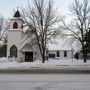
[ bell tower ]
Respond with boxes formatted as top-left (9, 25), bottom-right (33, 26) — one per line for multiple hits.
top-left (9, 10), bottom-right (23, 30)
top-left (7, 10), bottom-right (24, 62)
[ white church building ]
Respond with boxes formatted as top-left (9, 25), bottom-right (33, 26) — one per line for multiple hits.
top-left (6, 10), bottom-right (74, 62)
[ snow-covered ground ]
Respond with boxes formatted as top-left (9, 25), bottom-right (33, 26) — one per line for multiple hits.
top-left (0, 57), bottom-right (90, 69)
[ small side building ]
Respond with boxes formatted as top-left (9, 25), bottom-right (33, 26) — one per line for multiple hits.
top-left (48, 39), bottom-right (74, 60)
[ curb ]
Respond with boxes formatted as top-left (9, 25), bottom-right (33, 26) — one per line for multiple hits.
top-left (0, 67), bottom-right (90, 74)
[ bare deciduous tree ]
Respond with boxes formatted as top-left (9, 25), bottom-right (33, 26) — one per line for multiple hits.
top-left (0, 15), bottom-right (4, 41)
top-left (0, 15), bottom-right (9, 43)
top-left (21, 0), bottom-right (63, 63)
top-left (62, 0), bottom-right (90, 62)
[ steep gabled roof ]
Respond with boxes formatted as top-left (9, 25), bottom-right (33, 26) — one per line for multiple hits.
top-left (48, 38), bottom-right (72, 51)
top-left (14, 10), bottom-right (21, 17)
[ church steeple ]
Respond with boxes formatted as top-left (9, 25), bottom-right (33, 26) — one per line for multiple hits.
top-left (9, 9), bottom-right (23, 30)
top-left (14, 10), bottom-right (21, 18)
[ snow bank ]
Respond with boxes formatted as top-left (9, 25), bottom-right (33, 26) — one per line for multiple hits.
top-left (0, 58), bottom-right (90, 69)
top-left (0, 57), bottom-right (8, 62)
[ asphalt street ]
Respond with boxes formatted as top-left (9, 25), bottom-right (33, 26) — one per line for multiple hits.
top-left (0, 74), bottom-right (90, 90)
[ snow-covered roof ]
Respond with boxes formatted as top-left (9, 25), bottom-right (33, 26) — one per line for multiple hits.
top-left (48, 38), bottom-right (72, 51)
top-left (19, 37), bottom-right (31, 51)
top-left (23, 26), bottom-right (29, 32)
top-left (48, 37), bottom-right (82, 54)
top-left (19, 34), bottom-right (36, 52)
top-left (20, 44), bottom-right (33, 52)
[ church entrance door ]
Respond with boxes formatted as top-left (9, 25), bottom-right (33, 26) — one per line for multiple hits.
top-left (25, 52), bottom-right (33, 62)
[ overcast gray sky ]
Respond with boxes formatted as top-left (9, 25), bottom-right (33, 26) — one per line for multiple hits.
top-left (0, 0), bottom-right (82, 20)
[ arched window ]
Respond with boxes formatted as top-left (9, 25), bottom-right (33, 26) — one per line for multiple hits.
top-left (10, 45), bottom-right (18, 57)
top-left (13, 22), bottom-right (18, 29)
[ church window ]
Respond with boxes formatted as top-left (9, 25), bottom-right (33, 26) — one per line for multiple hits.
top-left (13, 22), bottom-right (18, 29)
top-left (10, 45), bottom-right (18, 57)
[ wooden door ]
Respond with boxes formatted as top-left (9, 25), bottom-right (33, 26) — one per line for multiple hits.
top-left (25, 52), bottom-right (33, 62)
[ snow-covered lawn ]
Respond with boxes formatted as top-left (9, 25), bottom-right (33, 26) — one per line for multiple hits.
top-left (0, 57), bottom-right (90, 69)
